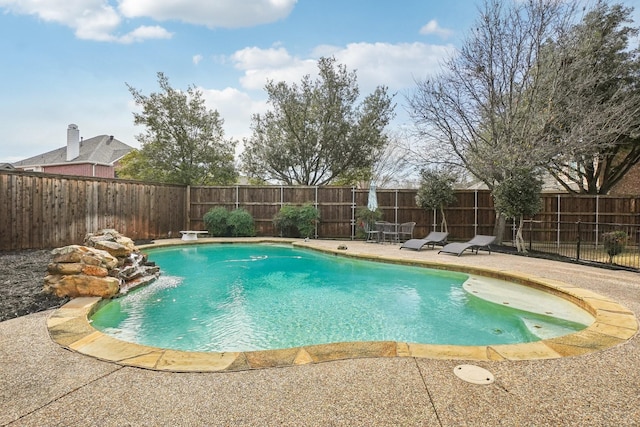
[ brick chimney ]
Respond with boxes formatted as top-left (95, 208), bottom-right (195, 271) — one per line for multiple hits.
top-left (66, 124), bottom-right (80, 161)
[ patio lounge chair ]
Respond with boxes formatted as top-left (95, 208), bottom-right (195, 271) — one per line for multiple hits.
top-left (438, 235), bottom-right (496, 256)
top-left (399, 231), bottom-right (449, 251)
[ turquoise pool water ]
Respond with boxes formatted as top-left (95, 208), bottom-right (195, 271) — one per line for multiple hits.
top-left (90, 244), bottom-right (590, 352)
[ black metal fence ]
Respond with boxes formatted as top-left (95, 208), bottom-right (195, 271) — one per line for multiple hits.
top-left (505, 220), bottom-right (640, 270)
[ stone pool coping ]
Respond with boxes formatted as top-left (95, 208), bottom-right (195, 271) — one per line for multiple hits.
top-left (47, 238), bottom-right (638, 372)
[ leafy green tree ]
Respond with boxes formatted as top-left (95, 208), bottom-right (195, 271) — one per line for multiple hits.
top-left (415, 169), bottom-right (456, 232)
top-left (241, 57), bottom-right (395, 185)
top-left (116, 150), bottom-right (162, 182)
top-left (492, 169), bottom-right (543, 252)
top-left (536, 2), bottom-right (640, 194)
top-left (119, 72), bottom-right (237, 185)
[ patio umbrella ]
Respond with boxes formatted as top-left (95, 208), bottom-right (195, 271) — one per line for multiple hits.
top-left (367, 183), bottom-right (378, 212)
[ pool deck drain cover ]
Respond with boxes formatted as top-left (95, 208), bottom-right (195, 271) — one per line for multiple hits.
top-left (454, 365), bottom-right (495, 385)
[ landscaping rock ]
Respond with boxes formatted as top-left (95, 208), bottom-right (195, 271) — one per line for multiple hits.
top-left (44, 274), bottom-right (120, 299)
top-left (93, 240), bottom-right (133, 258)
top-left (43, 230), bottom-right (160, 299)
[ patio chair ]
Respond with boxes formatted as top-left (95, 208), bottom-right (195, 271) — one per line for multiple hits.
top-left (372, 221), bottom-right (386, 243)
top-left (400, 231), bottom-right (449, 251)
top-left (438, 235), bottom-right (496, 256)
top-left (397, 222), bottom-right (416, 242)
top-left (363, 222), bottom-right (380, 243)
top-left (381, 221), bottom-right (399, 244)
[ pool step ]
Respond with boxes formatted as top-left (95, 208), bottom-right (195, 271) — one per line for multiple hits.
top-left (462, 276), bottom-right (594, 326)
top-left (520, 317), bottom-right (582, 340)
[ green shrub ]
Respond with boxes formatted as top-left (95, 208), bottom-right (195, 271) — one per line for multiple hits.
top-left (355, 206), bottom-right (382, 239)
top-left (273, 205), bottom-right (297, 236)
top-left (203, 207), bottom-right (230, 236)
top-left (273, 204), bottom-right (320, 238)
top-left (296, 204), bottom-right (320, 238)
top-left (228, 209), bottom-right (256, 237)
top-left (602, 231), bottom-right (628, 263)
top-left (203, 207), bottom-right (256, 237)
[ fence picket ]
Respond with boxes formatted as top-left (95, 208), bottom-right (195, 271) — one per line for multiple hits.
top-left (1, 171), bottom-right (638, 256)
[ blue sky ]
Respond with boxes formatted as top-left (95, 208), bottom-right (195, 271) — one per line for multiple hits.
top-left (0, 0), bottom-right (638, 164)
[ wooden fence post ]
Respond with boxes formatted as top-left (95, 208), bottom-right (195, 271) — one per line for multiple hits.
top-left (185, 185), bottom-right (191, 231)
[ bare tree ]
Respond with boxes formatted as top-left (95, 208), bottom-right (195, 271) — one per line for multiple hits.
top-left (407, 0), bottom-right (574, 241)
top-left (370, 130), bottom-right (417, 188)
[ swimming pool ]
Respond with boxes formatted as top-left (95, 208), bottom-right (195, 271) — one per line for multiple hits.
top-left (90, 243), bottom-right (593, 352)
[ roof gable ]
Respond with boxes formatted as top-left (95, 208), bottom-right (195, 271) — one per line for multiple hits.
top-left (13, 135), bottom-right (134, 167)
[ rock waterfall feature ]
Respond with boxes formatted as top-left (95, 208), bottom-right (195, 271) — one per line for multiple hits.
top-left (43, 229), bottom-right (159, 298)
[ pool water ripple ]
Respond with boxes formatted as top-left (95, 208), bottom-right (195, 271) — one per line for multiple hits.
top-left (90, 244), bottom-right (593, 352)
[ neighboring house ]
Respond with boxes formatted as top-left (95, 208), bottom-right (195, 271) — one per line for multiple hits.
top-left (609, 162), bottom-right (640, 196)
top-left (458, 167), bottom-right (640, 196)
top-left (12, 124), bottom-right (134, 178)
top-left (456, 174), bottom-right (580, 193)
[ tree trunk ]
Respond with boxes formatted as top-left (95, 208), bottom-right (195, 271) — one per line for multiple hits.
top-left (440, 206), bottom-right (448, 233)
top-left (492, 211), bottom-right (506, 244)
top-left (515, 216), bottom-right (527, 253)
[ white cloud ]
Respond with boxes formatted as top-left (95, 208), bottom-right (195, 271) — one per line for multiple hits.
top-left (193, 54), bottom-right (204, 65)
top-left (230, 46), bottom-right (316, 90)
top-left (118, 0), bottom-right (297, 28)
top-left (419, 19), bottom-right (454, 39)
top-left (0, 0), bottom-right (296, 42)
top-left (71, 4), bottom-right (121, 41)
top-left (231, 46), bottom-right (294, 69)
top-left (0, 0), bottom-right (172, 42)
top-left (1, 0), bottom-right (119, 39)
top-left (229, 42), bottom-right (454, 94)
top-left (220, 41), bottom-right (455, 139)
top-left (332, 42), bottom-right (453, 90)
top-left (118, 26), bottom-right (173, 44)
top-left (0, 0), bottom-right (100, 22)
top-left (199, 87), bottom-right (268, 140)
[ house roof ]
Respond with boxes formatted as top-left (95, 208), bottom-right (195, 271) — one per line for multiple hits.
top-left (12, 135), bottom-right (134, 167)
top-left (456, 174), bottom-right (580, 193)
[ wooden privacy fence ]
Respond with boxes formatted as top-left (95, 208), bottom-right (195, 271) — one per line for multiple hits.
top-left (1, 171), bottom-right (185, 250)
top-left (2, 170), bottom-right (639, 251)
top-left (188, 186), bottom-right (640, 242)
top-left (187, 186), bottom-right (499, 239)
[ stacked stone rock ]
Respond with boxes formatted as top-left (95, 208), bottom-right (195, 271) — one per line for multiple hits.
top-left (44, 229), bottom-right (159, 299)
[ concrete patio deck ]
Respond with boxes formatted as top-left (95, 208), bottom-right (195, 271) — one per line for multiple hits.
top-left (2, 238), bottom-right (639, 426)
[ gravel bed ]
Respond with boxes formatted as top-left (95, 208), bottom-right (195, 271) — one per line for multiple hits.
top-left (0, 249), bottom-right (68, 322)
